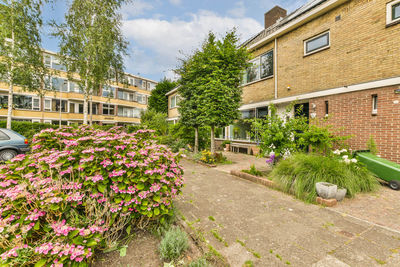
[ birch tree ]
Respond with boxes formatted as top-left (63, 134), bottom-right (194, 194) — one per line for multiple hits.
top-left (0, 0), bottom-right (44, 129)
top-left (52, 0), bottom-right (128, 125)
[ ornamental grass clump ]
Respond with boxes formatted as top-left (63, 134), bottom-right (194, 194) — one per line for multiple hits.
top-left (0, 126), bottom-right (184, 266)
top-left (270, 153), bottom-right (378, 202)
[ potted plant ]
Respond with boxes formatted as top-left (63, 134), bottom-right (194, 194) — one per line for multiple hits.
top-left (222, 140), bottom-right (231, 152)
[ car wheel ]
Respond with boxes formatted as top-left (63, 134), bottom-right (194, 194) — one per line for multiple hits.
top-left (0, 149), bottom-right (18, 162)
top-left (389, 180), bottom-right (400, 191)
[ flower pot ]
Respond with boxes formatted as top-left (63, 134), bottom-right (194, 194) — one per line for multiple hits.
top-left (315, 182), bottom-right (337, 199)
top-left (225, 144), bottom-right (230, 151)
top-left (335, 188), bottom-right (347, 201)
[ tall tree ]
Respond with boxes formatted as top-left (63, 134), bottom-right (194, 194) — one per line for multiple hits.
top-left (148, 78), bottom-right (176, 113)
top-left (178, 30), bottom-right (249, 153)
top-left (52, 0), bottom-right (128, 125)
top-left (0, 0), bottom-right (44, 129)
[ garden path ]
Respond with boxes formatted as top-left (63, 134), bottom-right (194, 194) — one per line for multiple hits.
top-left (176, 159), bottom-right (400, 267)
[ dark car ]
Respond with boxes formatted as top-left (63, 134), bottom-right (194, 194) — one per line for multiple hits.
top-left (0, 128), bottom-right (30, 161)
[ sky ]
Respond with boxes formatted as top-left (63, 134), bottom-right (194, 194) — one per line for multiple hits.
top-left (41, 0), bottom-right (308, 82)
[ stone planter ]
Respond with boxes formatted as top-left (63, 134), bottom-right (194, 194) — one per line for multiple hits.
top-left (315, 182), bottom-right (337, 199)
top-left (335, 188), bottom-right (347, 201)
top-left (251, 146), bottom-right (260, 156)
top-left (225, 144), bottom-right (230, 152)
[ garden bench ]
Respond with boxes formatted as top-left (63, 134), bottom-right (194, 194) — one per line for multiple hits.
top-left (230, 143), bottom-right (250, 154)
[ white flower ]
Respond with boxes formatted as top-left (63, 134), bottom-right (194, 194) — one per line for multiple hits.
top-left (344, 158), bottom-right (351, 164)
top-left (333, 149), bottom-right (340, 155)
top-left (340, 149), bottom-right (347, 153)
top-left (269, 151), bottom-right (275, 156)
top-left (351, 158), bottom-right (357, 163)
top-left (342, 155), bottom-right (349, 159)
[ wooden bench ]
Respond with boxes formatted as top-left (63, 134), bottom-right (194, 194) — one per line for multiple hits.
top-left (230, 143), bottom-right (251, 154)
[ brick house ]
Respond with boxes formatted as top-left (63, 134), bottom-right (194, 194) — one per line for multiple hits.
top-left (166, 86), bottom-right (180, 124)
top-left (223, 0), bottom-right (400, 163)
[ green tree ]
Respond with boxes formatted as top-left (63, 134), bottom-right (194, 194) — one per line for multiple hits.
top-left (52, 0), bottom-right (128, 125)
top-left (179, 30), bottom-right (249, 153)
top-left (148, 78), bottom-right (177, 113)
top-left (0, 0), bottom-right (44, 129)
top-left (140, 109), bottom-right (168, 136)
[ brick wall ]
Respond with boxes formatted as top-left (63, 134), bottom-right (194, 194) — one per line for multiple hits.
top-left (312, 85), bottom-right (400, 163)
top-left (167, 92), bottom-right (179, 119)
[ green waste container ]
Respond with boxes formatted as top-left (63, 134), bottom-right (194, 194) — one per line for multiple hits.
top-left (356, 151), bottom-right (400, 190)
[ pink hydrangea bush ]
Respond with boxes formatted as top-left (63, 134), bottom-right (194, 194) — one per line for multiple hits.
top-left (0, 126), bottom-right (184, 266)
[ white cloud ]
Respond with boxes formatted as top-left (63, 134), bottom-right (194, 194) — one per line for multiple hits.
top-left (228, 1), bottom-right (246, 18)
top-left (121, 0), bottom-right (154, 19)
top-left (122, 10), bottom-right (263, 80)
top-left (169, 0), bottom-right (182, 6)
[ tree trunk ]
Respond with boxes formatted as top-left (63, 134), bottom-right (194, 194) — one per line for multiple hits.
top-left (194, 126), bottom-right (199, 153)
top-left (210, 125), bottom-right (215, 153)
top-left (83, 93), bottom-right (88, 125)
top-left (6, 81), bottom-right (13, 130)
top-left (89, 94), bottom-right (93, 126)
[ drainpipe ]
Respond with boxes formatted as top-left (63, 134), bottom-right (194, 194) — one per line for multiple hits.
top-left (274, 38), bottom-right (278, 99)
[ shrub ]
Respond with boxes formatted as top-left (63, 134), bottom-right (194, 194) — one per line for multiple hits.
top-left (159, 227), bottom-right (189, 261)
top-left (0, 126), bottom-right (184, 266)
top-left (367, 135), bottom-right (378, 155)
top-left (242, 164), bottom-right (263, 177)
top-left (0, 121), bottom-right (58, 140)
top-left (270, 153), bottom-right (378, 202)
top-left (221, 140), bottom-right (231, 147)
top-left (140, 109), bottom-right (169, 136)
top-left (187, 258), bottom-right (212, 267)
top-left (198, 151), bottom-right (227, 165)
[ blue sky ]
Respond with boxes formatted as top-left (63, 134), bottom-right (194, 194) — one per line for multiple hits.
top-left (41, 0), bottom-right (308, 82)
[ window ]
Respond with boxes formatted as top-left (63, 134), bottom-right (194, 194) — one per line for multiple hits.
top-left (241, 109), bottom-right (255, 119)
top-left (51, 77), bottom-right (68, 92)
top-left (102, 104), bottom-right (115, 115)
top-left (43, 54), bottom-right (66, 71)
top-left (137, 93), bottom-right (147, 104)
top-left (260, 51), bottom-right (273, 78)
top-left (372, 94), bottom-right (378, 115)
top-left (78, 104), bottom-right (84, 114)
top-left (387, 0), bottom-right (400, 25)
top-left (243, 50), bottom-right (274, 85)
top-left (117, 106), bottom-right (140, 118)
top-left (32, 119), bottom-right (41, 123)
top-left (13, 95), bottom-right (32, 110)
top-left (33, 97), bottom-right (40, 111)
top-left (0, 95), bottom-right (8, 109)
top-left (44, 99), bottom-right (52, 111)
top-left (170, 95), bottom-right (179, 108)
top-left (102, 85), bottom-right (115, 98)
top-left (52, 99), bottom-right (67, 112)
top-left (256, 107), bottom-right (269, 118)
top-left (0, 130), bottom-right (10, 140)
top-left (69, 81), bottom-right (83, 93)
top-left (325, 101), bottom-right (329, 116)
top-left (304, 31), bottom-right (330, 55)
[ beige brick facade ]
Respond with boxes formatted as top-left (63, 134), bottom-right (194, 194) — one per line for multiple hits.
top-left (242, 0), bottom-right (400, 104)
top-left (167, 92), bottom-right (180, 119)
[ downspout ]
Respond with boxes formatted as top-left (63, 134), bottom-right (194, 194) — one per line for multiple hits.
top-left (274, 38), bottom-right (278, 99)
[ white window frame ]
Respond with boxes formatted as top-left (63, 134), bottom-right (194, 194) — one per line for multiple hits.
top-left (44, 120), bottom-right (52, 124)
top-left (44, 98), bottom-right (52, 112)
top-left (32, 97), bottom-right (40, 111)
top-left (387, 0), bottom-right (400, 25)
top-left (32, 119), bottom-right (41, 123)
top-left (304, 31), bottom-right (330, 56)
top-left (372, 94), bottom-right (378, 115)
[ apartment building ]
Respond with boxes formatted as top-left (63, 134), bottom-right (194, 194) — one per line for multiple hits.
top-left (166, 86), bottom-right (181, 124)
top-left (221, 0), bottom-right (400, 163)
top-left (0, 50), bottom-right (157, 125)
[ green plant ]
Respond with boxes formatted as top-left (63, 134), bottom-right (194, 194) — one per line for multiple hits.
top-left (367, 135), bottom-right (379, 155)
top-left (0, 126), bottom-right (184, 266)
top-left (140, 109), bottom-right (169, 136)
top-left (159, 227), bottom-right (189, 261)
top-left (250, 104), bottom-right (308, 159)
top-left (187, 258), bottom-right (212, 267)
top-left (243, 260), bottom-right (254, 267)
top-left (221, 140), bottom-right (231, 147)
top-left (270, 153), bottom-right (378, 202)
top-left (242, 164), bottom-right (263, 177)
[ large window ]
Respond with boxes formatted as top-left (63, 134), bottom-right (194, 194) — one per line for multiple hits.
top-left (243, 50), bottom-right (274, 85)
top-left (44, 54), bottom-right (66, 71)
top-left (102, 85), bottom-right (115, 98)
top-left (51, 77), bottom-right (68, 92)
top-left (387, 0), bottom-right (400, 24)
top-left (117, 106), bottom-right (141, 118)
top-left (52, 99), bottom-right (67, 112)
top-left (136, 93), bottom-right (147, 104)
top-left (13, 95), bottom-right (32, 110)
top-left (118, 90), bottom-right (135, 101)
top-left (304, 31), bottom-right (330, 55)
top-left (170, 95), bottom-right (180, 108)
top-left (103, 104), bottom-right (115, 115)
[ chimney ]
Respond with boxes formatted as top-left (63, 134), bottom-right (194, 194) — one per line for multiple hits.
top-left (264, 6), bottom-right (287, 29)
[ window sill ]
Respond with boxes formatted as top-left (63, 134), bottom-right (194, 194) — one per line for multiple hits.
top-left (240, 75), bottom-right (274, 87)
top-left (386, 19), bottom-right (400, 28)
top-left (304, 46), bottom-right (330, 57)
